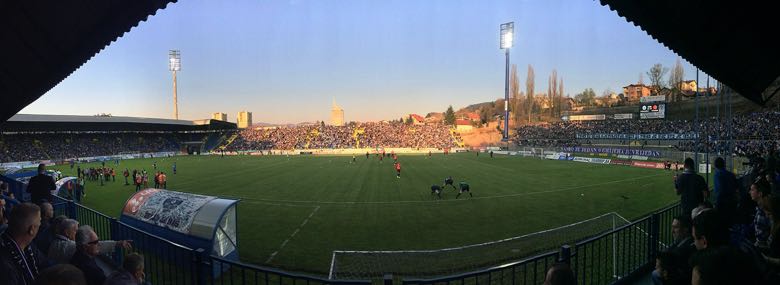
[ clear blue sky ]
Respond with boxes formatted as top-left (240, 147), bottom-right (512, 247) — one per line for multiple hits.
top-left (21, 0), bottom-right (713, 124)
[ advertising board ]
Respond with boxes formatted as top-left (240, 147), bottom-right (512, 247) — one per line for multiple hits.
top-left (639, 103), bottom-right (666, 119)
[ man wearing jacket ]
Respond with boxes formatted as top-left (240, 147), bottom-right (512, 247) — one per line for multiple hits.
top-left (675, 158), bottom-right (708, 217)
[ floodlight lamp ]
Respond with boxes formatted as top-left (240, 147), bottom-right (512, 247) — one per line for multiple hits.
top-left (168, 50), bottom-right (181, 71)
top-left (504, 33), bottom-right (513, 48)
top-left (500, 22), bottom-right (514, 49)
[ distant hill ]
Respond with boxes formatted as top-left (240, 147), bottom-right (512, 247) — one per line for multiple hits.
top-left (251, 122), bottom-right (303, 128)
top-left (459, 101), bottom-right (496, 113)
top-left (252, 122), bottom-right (276, 127)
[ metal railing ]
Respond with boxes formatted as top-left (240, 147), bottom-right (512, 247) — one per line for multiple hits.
top-left (572, 216), bottom-right (652, 285)
top-left (112, 220), bottom-right (199, 285)
top-left (402, 250), bottom-right (560, 285)
top-left (50, 194), bottom-right (367, 285)
top-left (49, 192), bottom-right (680, 285)
top-left (51, 195), bottom-right (71, 217)
top-left (567, 204), bottom-right (680, 285)
top-left (207, 255), bottom-right (372, 285)
top-left (74, 202), bottom-right (113, 243)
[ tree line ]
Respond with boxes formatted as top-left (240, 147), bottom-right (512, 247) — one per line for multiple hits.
top-left (436, 58), bottom-right (688, 126)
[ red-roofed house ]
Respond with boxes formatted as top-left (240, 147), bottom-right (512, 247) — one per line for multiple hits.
top-left (455, 119), bottom-right (473, 132)
top-left (407, 114), bottom-right (425, 125)
top-left (622, 84), bottom-right (652, 102)
top-left (465, 112), bottom-right (481, 122)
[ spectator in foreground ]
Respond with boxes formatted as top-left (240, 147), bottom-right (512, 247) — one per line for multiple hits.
top-left (0, 197), bottom-right (7, 234)
top-left (105, 253), bottom-right (145, 285)
top-left (750, 179), bottom-right (773, 248)
top-left (763, 196), bottom-right (780, 276)
top-left (50, 219), bottom-right (131, 265)
top-left (543, 263), bottom-right (575, 285)
top-left (70, 225), bottom-right (106, 285)
top-left (692, 209), bottom-right (730, 250)
top-left (690, 246), bottom-right (759, 285)
top-left (0, 203), bottom-right (43, 284)
top-left (654, 251), bottom-right (686, 285)
top-left (675, 158), bottom-right (708, 217)
top-left (33, 264), bottom-right (86, 285)
top-left (692, 209), bottom-right (767, 284)
top-left (653, 215), bottom-right (695, 285)
top-left (2, 183), bottom-right (21, 213)
top-left (27, 164), bottom-right (56, 205)
top-left (35, 202), bottom-right (55, 253)
top-left (713, 157), bottom-right (738, 224)
top-left (691, 202), bottom-right (713, 220)
top-left (1, 181), bottom-right (16, 205)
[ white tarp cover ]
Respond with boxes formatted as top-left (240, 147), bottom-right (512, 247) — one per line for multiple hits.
top-left (122, 189), bottom-right (216, 234)
top-left (55, 176), bottom-right (78, 196)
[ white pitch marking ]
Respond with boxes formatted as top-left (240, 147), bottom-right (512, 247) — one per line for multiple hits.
top-left (265, 206), bottom-right (320, 263)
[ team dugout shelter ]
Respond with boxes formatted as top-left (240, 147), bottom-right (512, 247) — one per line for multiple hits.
top-left (119, 189), bottom-right (240, 263)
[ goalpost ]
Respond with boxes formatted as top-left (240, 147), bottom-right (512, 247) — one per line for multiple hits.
top-left (531, 147), bottom-right (544, 159)
top-left (329, 212), bottom-right (630, 280)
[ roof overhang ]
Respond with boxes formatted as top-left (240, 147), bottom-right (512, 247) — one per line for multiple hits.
top-left (0, 114), bottom-right (236, 132)
top-left (600, 0), bottom-right (780, 105)
top-left (0, 0), bottom-right (178, 122)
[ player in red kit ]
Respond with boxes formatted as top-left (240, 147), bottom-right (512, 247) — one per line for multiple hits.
top-left (394, 162), bottom-right (401, 178)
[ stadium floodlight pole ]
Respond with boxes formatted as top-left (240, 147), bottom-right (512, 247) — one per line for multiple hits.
top-left (500, 22), bottom-right (514, 142)
top-left (695, 68), bottom-right (699, 168)
top-left (169, 50), bottom-right (181, 120)
top-left (705, 75), bottom-right (710, 184)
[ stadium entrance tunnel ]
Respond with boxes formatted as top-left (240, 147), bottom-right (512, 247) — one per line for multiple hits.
top-left (119, 189), bottom-right (239, 276)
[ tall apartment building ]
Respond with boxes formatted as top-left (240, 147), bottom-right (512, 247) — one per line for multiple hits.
top-left (331, 99), bottom-right (344, 126)
top-left (237, 111), bottom-right (252, 129)
top-left (211, 112), bottom-right (227, 121)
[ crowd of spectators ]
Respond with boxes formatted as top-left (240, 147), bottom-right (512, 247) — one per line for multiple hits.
top-left (0, 123), bottom-right (456, 161)
top-left (0, 133), bottom-right (187, 163)
top-left (360, 123), bottom-right (455, 149)
top-left (514, 110), bottom-right (780, 157)
top-left (225, 122), bottom-right (456, 151)
top-left (1, 164), bottom-right (143, 285)
top-left (653, 153), bottom-right (780, 284)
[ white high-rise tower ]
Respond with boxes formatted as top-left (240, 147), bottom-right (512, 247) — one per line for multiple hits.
top-left (330, 98), bottom-right (344, 126)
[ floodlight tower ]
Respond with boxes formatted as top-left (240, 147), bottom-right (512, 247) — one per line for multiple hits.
top-left (500, 22), bottom-right (514, 142)
top-left (169, 50), bottom-right (181, 120)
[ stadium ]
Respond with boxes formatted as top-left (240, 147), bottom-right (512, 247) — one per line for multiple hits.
top-left (1, 1), bottom-right (779, 285)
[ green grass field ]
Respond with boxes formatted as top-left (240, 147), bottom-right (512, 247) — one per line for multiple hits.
top-left (49, 153), bottom-right (680, 275)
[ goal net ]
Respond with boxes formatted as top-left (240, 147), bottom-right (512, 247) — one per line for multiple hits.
top-left (329, 212), bottom-right (630, 280)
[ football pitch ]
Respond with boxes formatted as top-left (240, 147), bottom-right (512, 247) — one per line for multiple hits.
top-left (49, 153), bottom-right (679, 275)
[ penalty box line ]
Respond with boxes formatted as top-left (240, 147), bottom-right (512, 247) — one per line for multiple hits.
top-left (265, 205), bottom-right (321, 264)
top-left (239, 173), bottom-right (667, 206)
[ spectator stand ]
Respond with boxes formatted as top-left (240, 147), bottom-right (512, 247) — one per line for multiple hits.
top-left (118, 188), bottom-right (239, 277)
